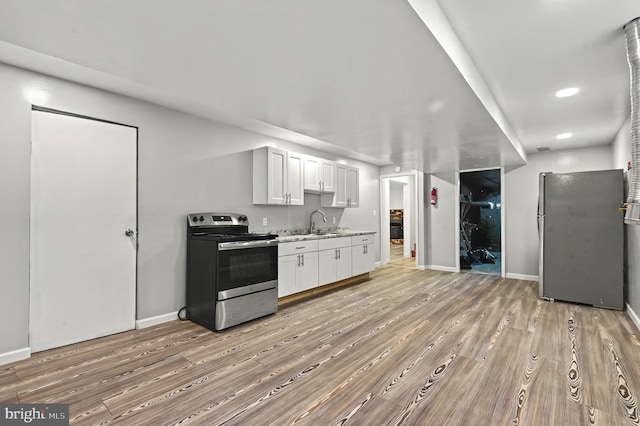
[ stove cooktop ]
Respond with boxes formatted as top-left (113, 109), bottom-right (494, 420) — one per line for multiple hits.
top-left (188, 231), bottom-right (276, 241)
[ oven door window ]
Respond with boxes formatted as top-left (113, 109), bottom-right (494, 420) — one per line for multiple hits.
top-left (217, 246), bottom-right (278, 291)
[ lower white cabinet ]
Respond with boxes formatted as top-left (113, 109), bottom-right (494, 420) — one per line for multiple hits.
top-left (351, 235), bottom-right (375, 276)
top-left (318, 237), bottom-right (352, 286)
top-left (278, 234), bottom-right (375, 298)
top-left (278, 240), bottom-right (319, 297)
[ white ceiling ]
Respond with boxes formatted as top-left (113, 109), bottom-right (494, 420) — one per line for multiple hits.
top-left (0, 0), bottom-right (637, 172)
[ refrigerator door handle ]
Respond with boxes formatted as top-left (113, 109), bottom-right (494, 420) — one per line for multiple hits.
top-left (538, 214), bottom-right (545, 298)
top-left (538, 172), bottom-right (546, 299)
top-left (538, 172), bottom-right (547, 217)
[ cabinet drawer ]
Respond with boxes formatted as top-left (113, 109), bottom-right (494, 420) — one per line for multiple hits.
top-left (278, 240), bottom-right (319, 256)
top-left (352, 234), bottom-right (374, 245)
top-left (318, 236), bottom-right (351, 250)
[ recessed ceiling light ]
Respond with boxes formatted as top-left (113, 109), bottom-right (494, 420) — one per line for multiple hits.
top-left (556, 132), bottom-right (573, 140)
top-left (555, 87), bottom-right (580, 98)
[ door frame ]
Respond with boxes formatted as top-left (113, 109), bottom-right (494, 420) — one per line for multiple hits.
top-left (380, 171), bottom-right (424, 268)
top-left (456, 167), bottom-right (505, 277)
top-left (30, 105), bottom-right (139, 349)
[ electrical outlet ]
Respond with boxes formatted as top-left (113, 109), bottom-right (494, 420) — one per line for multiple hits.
top-left (332, 216), bottom-right (336, 224)
top-left (262, 217), bottom-right (268, 226)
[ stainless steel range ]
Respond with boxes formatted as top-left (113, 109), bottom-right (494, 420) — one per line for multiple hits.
top-left (186, 212), bottom-right (278, 331)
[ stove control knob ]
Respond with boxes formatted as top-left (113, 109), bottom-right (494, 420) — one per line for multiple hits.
top-left (192, 216), bottom-right (199, 222)
top-left (199, 216), bottom-right (205, 222)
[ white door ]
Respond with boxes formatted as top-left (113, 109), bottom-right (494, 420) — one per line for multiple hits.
top-left (267, 147), bottom-right (287, 204)
top-left (321, 160), bottom-right (336, 193)
top-left (30, 110), bottom-right (137, 352)
top-left (336, 248), bottom-right (352, 281)
top-left (335, 165), bottom-right (348, 207)
top-left (298, 251), bottom-right (318, 292)
top-left (318, 249), bottom-right (338, 286)
top-left (287, 152), bottom-right (304, 205)
top-left (277, 255), bottom-right (298, 297)
top-left (346, 167), bottom-right (359, 207)
top-left (304, 156), bottom-right (321, 192)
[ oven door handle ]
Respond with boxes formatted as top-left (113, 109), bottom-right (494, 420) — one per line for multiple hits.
top-left (218, 239), bottom-right (279, 251)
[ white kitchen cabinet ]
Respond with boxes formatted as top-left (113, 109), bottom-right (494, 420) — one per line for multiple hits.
top-left (253, 146), bottom-right (304, 205)
top-left (318, 237), bottom-right (352, 286)
top-left (304, 155), bottom-right (336, 193)
top-left (321, 164), bottom-right (359, 208)
top-left (351, 235), bottom-right (375, 276)
top-left (278, 240), bottom-right (319, 297)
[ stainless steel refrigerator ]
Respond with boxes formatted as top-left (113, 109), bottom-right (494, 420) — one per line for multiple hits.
top-left (538, 170), bottom-right (624, 310)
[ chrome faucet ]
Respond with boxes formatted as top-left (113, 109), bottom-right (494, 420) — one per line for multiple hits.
top-left (309, 210), bottom-right (327, 234)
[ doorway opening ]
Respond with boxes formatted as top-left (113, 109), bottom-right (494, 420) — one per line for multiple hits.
top-left (459, 169), bottom-right (503, 276)
top-left (380, 172), bottom-right (419, 269)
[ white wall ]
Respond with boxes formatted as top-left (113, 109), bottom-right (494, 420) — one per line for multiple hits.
top-left (421, 146), bottom-right (614, 277)
top-left (389, 181), bottom-right (404, 209)
top-left (611, 118), bottom-right (640, 314)
top-left (504, 145), bottom-right (614, 278)
top-left (426, 172), bottom-right (457, 270)
top-left (0, 62), bottom-right (380, 361)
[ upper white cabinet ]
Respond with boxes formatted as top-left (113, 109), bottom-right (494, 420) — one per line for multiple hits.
top-left (253, 147), bottom-right (304, 205)
top-left (304, 155), bottom-right (336, 193)
top-left (321, 164), bottom-right (359, 208)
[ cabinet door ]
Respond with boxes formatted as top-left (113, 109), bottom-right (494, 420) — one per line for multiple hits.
top-left (304, 156), bottom-right (321, 192)
top-left (318, 249), bottom-right (338, 286)
top-left (362, 244), bottom-right (375, 272)
top-left (346, 166), bottom-right (359, 207)
top-left (336, 247), bottom-right (352, 281)
top-left (298, 251), bottom-right (319, 291)
top-left (320, 160), bottom-right (336, 193)
top-left (352, 244), bottom-right (374, 275)
top-left (334, 164), bottom-right (348, 207)
top-left (268, 147), bottom-right (288, 204)
top-left (288, 152), bottom-right (305, 205)
top-left (320, 164), bottom-right (357, 208)
top-left (278, 254), bottom-right (299, 297)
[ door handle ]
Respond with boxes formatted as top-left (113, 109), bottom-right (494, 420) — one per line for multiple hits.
top-left (125, 229), bottom-right (135, 237)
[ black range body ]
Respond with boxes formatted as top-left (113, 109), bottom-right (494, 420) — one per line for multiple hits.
top-left (186, 212), bottom-right (278, 331)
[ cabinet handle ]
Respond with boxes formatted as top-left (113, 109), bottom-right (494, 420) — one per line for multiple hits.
top-left (338, 249), bottom-right (341, 260)
top-left (301, 253), bottom-right (305, 266)
top-left (288, 193), bottom-right (291, 204)
top-left (335, 249), bottom-right (338, 260)
top-left (297, 254), bottom-right (301, 267)
top-left (363, 245), bottom-right (366, 254)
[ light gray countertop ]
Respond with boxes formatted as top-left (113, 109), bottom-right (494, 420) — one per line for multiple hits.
top-left (277, 230), bottom-right (376, 243)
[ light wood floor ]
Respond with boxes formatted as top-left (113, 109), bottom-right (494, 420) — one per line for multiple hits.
top-left (2, 266), bottom-right (640, 425)
top-left (389, 243), bottom-right (416, 269)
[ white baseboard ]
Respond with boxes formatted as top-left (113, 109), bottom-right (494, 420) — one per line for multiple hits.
top-left (626, 303), bottom-right (640, 332)
top-left (505, 273), bottom-right (539, 281)
top-left (0, 347), bottom-right (30, 366)
top-left (136, 311), bottom-right (179, 329)
top-left (427, 265), bottom-right (457, 273)
top-left (416, 264), bottom-right (427, 270)
top-left (375, 261), bottom-right (382, 268)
